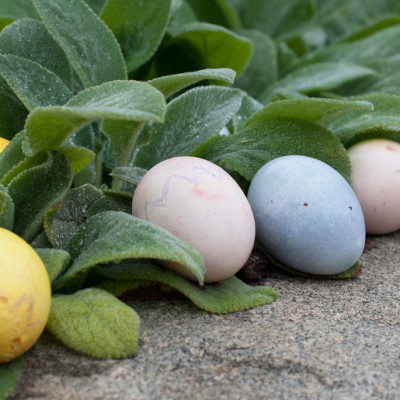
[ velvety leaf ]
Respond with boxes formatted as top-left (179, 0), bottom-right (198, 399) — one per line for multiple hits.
top-left (242, 0), bottom-right (314, 39)
top-left (322, 94), bottom-right (400, 142)
top-left (95, 260), bottom-right (277, 314)
top-left (185, 0), bottom-right (240, 30)
top-left (0, 18), bottom-right (73, 89)
top-left (52, 211), bottom-right (205, 293)
top-left (337, 15), bottom-right (400, 43)
top-left (132, 86), bottom-right (244, 169)
top-left (0, 0), bottom-right (39, 20)
top-left (232, 94), bottom-right (263, 132)
top-left (149, 68), bottom-right (236, 99)
top-left (8, 151), bottom-right (73, 241)
top-left (0, 78), bottom-right (27, 140)
top-left (0, 357), bottom-right (23, 400)
top-left (23, 80), bottom-right (166, 156)
top-left (260, 62), bottom-right (376, 102)
top-left (36, 248), bottom-right (70, 282)
top-left (292, 25), bottom-right (400, 69)
top-left (0, 183), bottom-right (14, 230)
top-left (0, 131), bottom-right (26, 179)
top-left (101, 0), bottom-right (172, 72)
top-left (167, 22), bottom-right (252, 76)
top-left (83, 0), bottom-right (108, 15)
top-left (110, 166), bottom-right (147, 186)
top-left (243, 97), bottom-right (374, 127)
top-left (32, 0), bottom-right (127, 87)
top-left (46, 288), bottom-right (140, 358)
top-left (0, 54), bottom-right (72, 110)
top-left (44, 184), bottom-right (103, 249)
top-left (56, 144), bottom-right (94, 175)
top-left (234, 29), bottom-right (278, 100)
top-left (192, 117), bottom-right (351, 182)
top-left (101, 120), bottom-right (143, 173)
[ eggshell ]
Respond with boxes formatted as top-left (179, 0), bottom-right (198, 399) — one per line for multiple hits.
top-left (247, 155), bottom-right (365, 275)
top-left (348, 139), bottom-right (400, 235)
top-left (132, 156), bottom-right (255, 283)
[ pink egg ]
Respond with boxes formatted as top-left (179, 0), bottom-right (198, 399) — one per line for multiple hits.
top-left (132, 156), bottom-right (255, 282)
top-left (348, 139), bottom-right (400, 235)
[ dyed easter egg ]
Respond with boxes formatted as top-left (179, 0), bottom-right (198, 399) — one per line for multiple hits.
top-left (348, 139), bottom-right (400, 235)
top-left (247, 155), bottom-right (365, 275)
top-left (132, 156), bottom-right (255, 283)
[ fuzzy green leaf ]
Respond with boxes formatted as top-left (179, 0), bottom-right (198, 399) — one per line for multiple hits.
top-left (0, 357), bottom-right (23, 400)
top-left (95, 260), bottom-right (277, 314)
top-left (261, 62), bottom-right (376, 102)
top-left (243, 97), bottom-right (374, 128)
top-left (36, 248), bottom-right (70, 282)
top-left (185, 0), bottom-right (240, 30)
top-left (167, 22), bottom-right (252, 76)
top-left (110, 166), bottom-right (147, 186)
top-left (234, 29), bottom-right (278, 100)
top-left (242, 0), bottom-right (314, 39)
top-left (0, 78), bottom-right (27, 141)
top-left (322, 94), bottom-right (400, 142)
top-left (0, 131), bottom-right (25, 181)
top-left (8, 151), bottom-right (73, 241)
top-left (52, 211), bottom-right (205, 293)
top-left (0, 18), bottom-right (73, 89)
top-left (24, 80), bottom-right (166, 156)
top-left (46, 288), bottom-right (140, 358)
top-left (292, 25), bottom-right (400, 69)
top-left (132, 86), bottom-right (244, 169)
top-left (44, 184), bottom-right (104, 249)
top-left (32, 0), bottom-right (127, 87)
top-left (149, 68), bottom-right (236, 99)
top-left (0, 183), bottom-right (14, 230)
top-left (192, 117), bottom-right (351, 182)
top-left (0, 0), bottom-right (39, 21)
top-left (0, 54), bottom-right (72, 110)
top-left (101, 0), bottom-right (172, 73)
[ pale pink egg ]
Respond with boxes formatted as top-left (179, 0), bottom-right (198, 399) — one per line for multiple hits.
top-left (132, 156), bottom-right (255, 282)
top-left (348, 139), bottom-right (400, 235)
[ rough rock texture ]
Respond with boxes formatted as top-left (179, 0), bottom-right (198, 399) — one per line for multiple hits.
top-left (9, 232), bottom-right (400, 400)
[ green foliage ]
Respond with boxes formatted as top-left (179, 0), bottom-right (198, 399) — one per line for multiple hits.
top-left (47, 288), bottom-right (140, 358)
top-left (0, 357), bottom-right (23, 400)
top-left (3, 1), bottom-right (400, 394)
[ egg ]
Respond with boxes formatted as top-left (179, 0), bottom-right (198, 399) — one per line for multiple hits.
top-left (0, 228), bottom-right (51, 363)
top-left (132, 156), bottom-right (255, 283)
top-left (348, 139), bottom-right (400, 235)
top-left (247, 155), bottom-right (365, 275)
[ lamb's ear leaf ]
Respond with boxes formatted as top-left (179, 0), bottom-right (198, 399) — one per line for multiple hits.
top-left (23, 80), bottom-right (166, 156)
top-left (95, 260), bottom-right (277, 314)
top-left (132, 86), bottom-right (244, 170)
top-left (148, 68), bottom-right (236, 99)
top-left (192, 117), bottom-right (350, 183)
top-left (101, 0), bottom-right (172, 73)
top-left (0, 356), bottom-right (24, 400)
top-left (52, 211), bottom-right (205, 293)
top-left (32, 0), bottom-right (126, 87)
top-left (35, 248), bottom-right (71, 282)
top-left (46, 288), bottom-right (140, 358)
top-left (0, 54), bottom-right (72, 110)
top-left (0, 18), bottom-right (73, 89)
top-left (0, 183), bottom-right (14, 230)
top-left (7, 151), bottom-right (73, 242)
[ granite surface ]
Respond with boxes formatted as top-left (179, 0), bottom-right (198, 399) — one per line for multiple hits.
top-left (8, 232), bottom-right (400, 400)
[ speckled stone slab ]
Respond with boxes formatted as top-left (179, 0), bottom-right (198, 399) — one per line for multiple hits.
top-left (9, 232), bottom-right (400, 400)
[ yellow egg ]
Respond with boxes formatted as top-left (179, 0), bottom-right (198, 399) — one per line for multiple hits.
top-left (0, 137), bottom-right (9, 153)
top-left (0, 228), bottom-right (51, 363)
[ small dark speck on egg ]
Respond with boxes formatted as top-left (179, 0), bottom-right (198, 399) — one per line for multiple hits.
top-left (349, 206), bottom-right (352, 210)
top-left (303, 203), bottom-right (308, 206)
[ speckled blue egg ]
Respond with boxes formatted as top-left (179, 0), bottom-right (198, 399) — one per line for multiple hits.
top-left (247, 155), bottom-right (366, 275)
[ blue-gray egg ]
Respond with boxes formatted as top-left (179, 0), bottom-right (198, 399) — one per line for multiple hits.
top-left (247, 155), bottom-right (365, 275)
